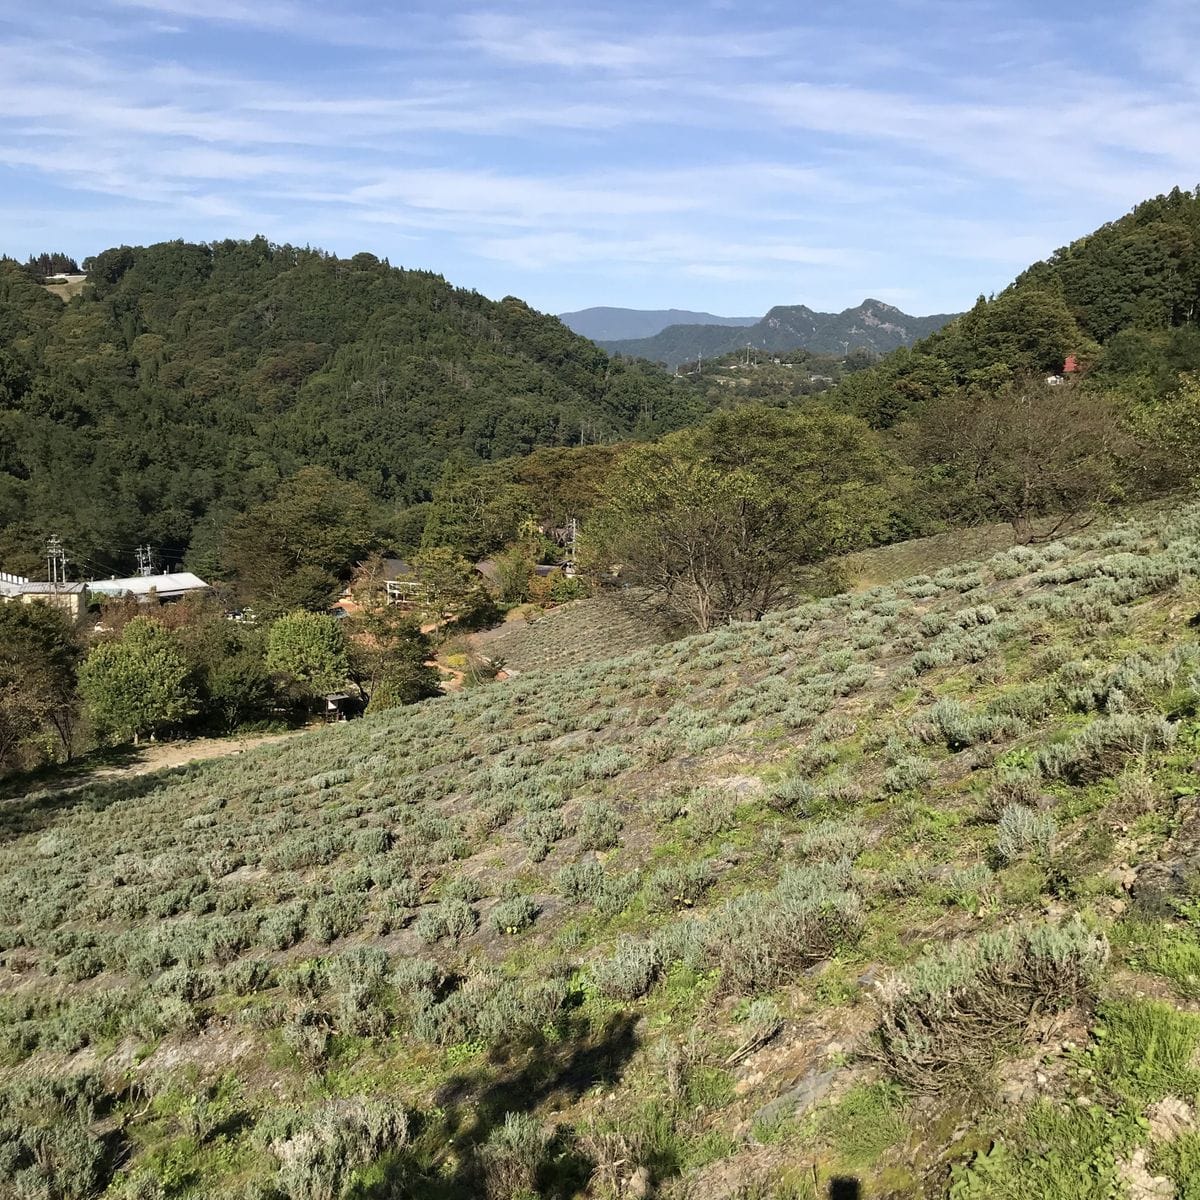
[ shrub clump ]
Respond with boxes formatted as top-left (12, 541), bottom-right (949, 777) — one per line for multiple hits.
top-left (993, 804), bottom-right (1057, 864)
top-left (577, 801), bottom-right (623, 851)
top-left (267, 1097), bottom-right (408, 1200)
top-left (1036, 714), bottom-right (1176, 783)
top-left (0, 1074), bottom-right (112, 1200)
top-left (414, 899), bottom-right (479, 945)
top-left (914, 697), bottom-right (1022, 751)
top-left (477, 1111), bottom-right (553, 1200)
top-left (883, 756), bottom-right (938, 794)
top-left (706, 861), bottom-right (861, 993)
top-left (590, 937), bottom-right (662, 1000)
top-left (796, 818), bottom-right (866, 861)
top-left (553, 860), bottom-right (604, 902)
top-left (490, 897), bottom-right (538, 935)
top-left (873, 919), bottom-right (1108, 1092)
top-left (647, 860), bottom-right (716, 911)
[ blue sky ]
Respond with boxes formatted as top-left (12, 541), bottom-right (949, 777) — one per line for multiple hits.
top-left (2, 0), bottom-right (1198, 316)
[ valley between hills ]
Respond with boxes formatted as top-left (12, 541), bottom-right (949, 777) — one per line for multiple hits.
top-left (4, 187), bottom-right (1200, 1198)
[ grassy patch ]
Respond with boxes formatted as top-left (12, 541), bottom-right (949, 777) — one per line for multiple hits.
top-left (818, 1081), bottom-right (908, 1168)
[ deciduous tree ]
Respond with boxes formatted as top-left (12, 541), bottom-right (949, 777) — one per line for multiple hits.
top-left (588, 406), bottom-right (894, 631)
top-left (903, 381), bottom-right (1135, 541)
top-left (78, 617), bottom-right (195, 745)
top-left (0, 602), bottom-right (81, 770)
top-left (348, 607), bottom-right (441, 712)
top-left (266, 611), bottom-right (349, 699)
top-left (412, 547), bottom-right (493, 630)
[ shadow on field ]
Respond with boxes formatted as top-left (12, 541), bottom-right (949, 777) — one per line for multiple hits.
top-left (0, 759), bottom-right (164, 843)
top-left (366, 1011), bottom-right (640, 1199)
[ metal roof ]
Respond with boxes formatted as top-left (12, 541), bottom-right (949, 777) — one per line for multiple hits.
top-left (87, 572), bottom-right (210, 597)
top-left (11, 582), bottom-right (86, 595)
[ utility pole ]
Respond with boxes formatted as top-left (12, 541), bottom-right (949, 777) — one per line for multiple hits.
top-left (565, 516), bottom-right (578, 577)
top-left (46, 535), bottom-right (68, 590)
top-left (135, 544), bottom-right (155, 577)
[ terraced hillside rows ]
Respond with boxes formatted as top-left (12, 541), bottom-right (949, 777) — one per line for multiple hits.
top-left (472, 593), bottom-right (673, 676)
top-left (6, 506), bottom-right (1200, 1198)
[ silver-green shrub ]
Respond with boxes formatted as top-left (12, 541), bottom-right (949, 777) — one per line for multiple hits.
top-left (873, 920), bottom-right (1107, 1091)
top-left (993, 804), bottom-right (1057, 864)
top-left (590, 937), bottom-right (662, 1000)
top-left (705, 862), bottom-right (861, 993)
top-left (477, 1111), bottom-right (553, 1200)
top-left (490, 896), bottom-right (538, 935)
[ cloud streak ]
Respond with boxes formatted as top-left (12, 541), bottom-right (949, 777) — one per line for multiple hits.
top-left (0, 0), bottom-right (1197, 314)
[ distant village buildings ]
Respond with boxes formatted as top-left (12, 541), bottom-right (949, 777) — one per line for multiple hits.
top-left (0, 565), bottom-right (210, 624)
top-left (0, 574), bottom-right (87, 623)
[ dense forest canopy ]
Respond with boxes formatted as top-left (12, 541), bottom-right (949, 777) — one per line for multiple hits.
top-left (831, 186), bottom-right (1200, 427)
top-left (4, 190), bottom-right (1200, 589)
top-left (0, 238), bottom-right (702, 576)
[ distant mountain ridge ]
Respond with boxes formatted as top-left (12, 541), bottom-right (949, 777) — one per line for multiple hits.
top-left (600, 300), bottom-right (960, 368)
top-left (557, 306), bottom-right (758, 342)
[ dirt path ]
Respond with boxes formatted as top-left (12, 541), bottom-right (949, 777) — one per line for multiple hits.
top-left (5, 729), bottom-right (310, 802)
top-left (95, 730), bottom-right (307, 778)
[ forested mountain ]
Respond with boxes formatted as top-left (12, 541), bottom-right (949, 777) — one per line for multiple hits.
top-left (0, 239), bottom-right (702, 575)
top-left (601, 299), bottom-right (958, 368)
top-left (833, 186), bottom-right (1200, 427)
top-left (557, 306), bottom-right (758, 342)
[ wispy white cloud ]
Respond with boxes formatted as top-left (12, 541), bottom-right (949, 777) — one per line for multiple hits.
top-left (459, 11), bottom-right (787, 72)
top-left (0, 0), bottom-right (1196, 314)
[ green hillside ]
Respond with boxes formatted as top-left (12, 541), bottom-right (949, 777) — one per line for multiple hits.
top-left (6, 501), bottom-right (1200, 1197)
top-left (0, 241), bottom-right (699, 573)
top-left (834, 187), bottom-right (1200, 427)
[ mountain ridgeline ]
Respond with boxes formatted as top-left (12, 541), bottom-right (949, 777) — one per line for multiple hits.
top-left (598, 299), bottom-right (959, 368)
top-left (557, 306), bottom-right (758, 342)
top-left (0, 240), bottom-right (702, 574)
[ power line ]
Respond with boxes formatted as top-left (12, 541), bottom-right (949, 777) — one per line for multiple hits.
top-left (64, 551), bottom-right (117, 580)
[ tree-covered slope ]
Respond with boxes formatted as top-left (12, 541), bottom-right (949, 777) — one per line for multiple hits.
top-left (5, 502), bottom-right (1200, 1196)
top-left (835, 187), bottom-right (1200, 427)
top-left (600, 300), bottom-right (958, 369)
top-left (0, 239), bottom-right (702, 572)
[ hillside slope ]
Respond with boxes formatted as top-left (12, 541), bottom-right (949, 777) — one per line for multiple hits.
top-left (5, 501), bottom-right (1200, 1196)
top-left (601, 300), bottom-right (958, 368)
top-left (0, 240), bottom-right (700, 570)
top-left (557, 308), bottom-right (758, 342)
top-left (833, 187), bottom-right (1200, 428)
top-left (471, 592), bottom-right (674, 675)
